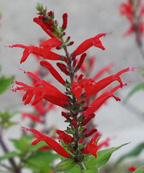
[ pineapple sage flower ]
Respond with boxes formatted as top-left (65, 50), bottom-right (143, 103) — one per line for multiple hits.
top-left (10, 5), bottom-right (135, 168)
top-left (119, 0), bottom-right (144, 37)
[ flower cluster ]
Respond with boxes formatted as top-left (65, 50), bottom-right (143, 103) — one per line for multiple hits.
top-left (119, 0), bottom-right (144, 38)
top-left (20, 53), bottom-right (55, 125)
top-left (10, 4), bottom-right (134, 166)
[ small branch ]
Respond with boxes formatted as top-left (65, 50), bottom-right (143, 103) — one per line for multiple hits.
top-left (0, 128), bottom-right (21, 173)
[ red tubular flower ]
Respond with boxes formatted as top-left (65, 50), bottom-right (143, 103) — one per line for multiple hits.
top-left (22, 112), bottom-right (43, 123)
top-left (62, 13), bottom-right (68, 29)
top-left (74, 33), bottom-right (107, 56)
top-left (84, 85), bottom-right (122, 117)
top-left (71, 81), bottom-right (83, 100)
top-left (82, 132), bottom-right (109, 158)
top-left (61, 111), bottom-right (70, 119)
top-left (119, 1), bottom-right (144, 37)
top-left (33, 16), bottom-right (55, 38)
top-left (56, 130), bottom-right (73, 144)
top-left (9, 38), bottom-right (62, 63)
top-left (12, 71), bottom-right (69, 108)
top-left (75, 53), bottom-right (87, 71)
top-left (82, 142), bottom-right (98, 157)
top-left (84, 67), bottom-right (134, 97)
top-left (119, 2), bottom-right (134, 23)
top-left (82, 113), bottom-right (95, 126)
top-left (57, 63), bottom-right (69, 75)
top-left (82, 132), bottom-right (101, 157)
top-left (40, 61), bottom-right (65, 85)
top-left (22, 127), bottom-right (70, 158)
top-left (85, 128), bottom-right (97, 137)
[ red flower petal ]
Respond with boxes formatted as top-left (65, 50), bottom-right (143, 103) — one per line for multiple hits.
top-left (84, 85), bottom-right (122, 117)
top-left (40, 61), bottom-right (65, 85)
top-left (22, 127), bottom-right (70, 158)
top-left (13, 71), bottom-right (69, 108)
top-left (85, 67), bottom-right (134, 97)
top-left (33, 17), bottom-right (55, 37)
top-left (56, 130), bottom-right (73, 144)
top-left (71, 81), bottom-right (83, 100)
top-left (22, 113), bottom-right (43, 123)
top-left (74, 33), bottom-right (107, 56)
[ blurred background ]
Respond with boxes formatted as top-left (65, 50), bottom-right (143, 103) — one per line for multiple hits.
top-left (0, 0), bottom-right (144, 164)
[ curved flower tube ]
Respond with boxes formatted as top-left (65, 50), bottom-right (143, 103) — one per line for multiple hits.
top-left (22, 127), bottom-right (70, 158)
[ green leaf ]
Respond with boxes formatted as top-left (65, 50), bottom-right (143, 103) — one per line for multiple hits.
top-left (83, 167), bottom-right (98, 173)
top-left (55, 159), bottom-right (76, 172)
top-left (65, 164), bottom-right (81, 173)
top-left (10, 135), bottom-right (31, 153)
top-left (0, 111), bottom-right (17, 129)
top-left (87, 143), bottom-right (127, 168)
top-left (115, 142), bottom-right (144, 165)
top-left (133, 166), bottom-right (144, 173)
top-left (26, 150), bottom-right (58, 173)
top-left (125, 82), bottom-right (144, 101)
top-left (0, 151), bottom-right (19, 161)
top-left (10, 135), bottom-right (47, 155)
top-left (65, 127), bottom-right (74, 135)
top-left (0, 76), bottom-right (13, 95)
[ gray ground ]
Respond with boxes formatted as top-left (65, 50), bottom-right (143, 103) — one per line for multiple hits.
top-left (0, 0), bottom-right (144, 168)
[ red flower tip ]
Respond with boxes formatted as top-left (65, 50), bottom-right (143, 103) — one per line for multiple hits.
top-left (22, 127), bottom-right (70, 158)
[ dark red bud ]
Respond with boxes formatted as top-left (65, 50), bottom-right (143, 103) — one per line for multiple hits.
top-left (61, 111), bottom-right (70, 119)
top-left (76, 53), bottom-right (87, 70)
top-left (71, 118), bottom-right (77, 129)
top-left (73, 59), bottom-right (77, 67)
top-left (78, 74), bottom-right (84, 81)
top-left (48, 11), bottom-right (54, 17)
top-left (49, 19), bottom-right (54, 25)
top-left (57, 63), bottom-right (69, 75)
